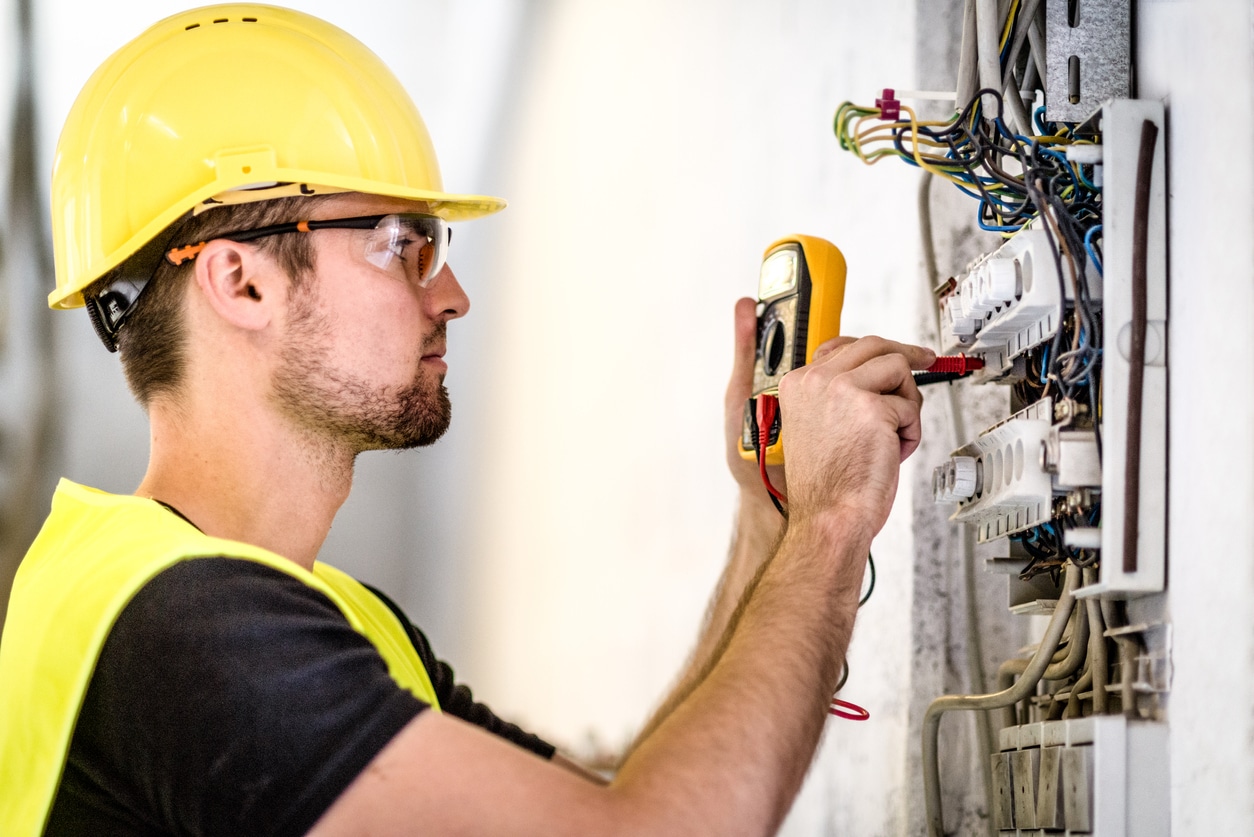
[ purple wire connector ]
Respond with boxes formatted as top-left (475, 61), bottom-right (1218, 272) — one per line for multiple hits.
top-left (876, 88), bottom-right (901, 121)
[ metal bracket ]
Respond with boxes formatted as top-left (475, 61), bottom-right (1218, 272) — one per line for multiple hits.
top-left (1045, 0), bottom-right (1133, 122)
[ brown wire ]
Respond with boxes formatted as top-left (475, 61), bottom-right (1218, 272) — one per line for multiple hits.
top-left (1123, 120), bottom-right (1158, 574)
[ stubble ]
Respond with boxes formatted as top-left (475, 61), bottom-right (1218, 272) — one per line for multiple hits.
top-left (271, 287), bottom-right (452, 454)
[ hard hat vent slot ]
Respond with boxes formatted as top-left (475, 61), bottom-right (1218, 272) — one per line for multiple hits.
top-left (185, 23), bottom-right (199, 30)
top-left (213, 19), bottom-right (228, 24)
top-left (243, 18), bottom-right (257, 23)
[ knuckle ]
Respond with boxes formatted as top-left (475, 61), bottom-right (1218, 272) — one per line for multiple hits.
top-left (859, 335), bottom-right (890, 353)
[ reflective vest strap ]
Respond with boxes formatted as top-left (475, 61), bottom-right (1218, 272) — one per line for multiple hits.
top-left (0, 479), bottom-right (437, 837)
top-left (312, 562), bottom-right (441, 705)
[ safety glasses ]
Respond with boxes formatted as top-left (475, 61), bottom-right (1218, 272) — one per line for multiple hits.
top-left (86, 214), bottom-right (451, 352)
top-left (165, 213), bottom-right (452, 287)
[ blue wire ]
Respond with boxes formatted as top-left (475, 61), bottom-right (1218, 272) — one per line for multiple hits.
top-left (1084, 225), bottom-right (1104, 277)
top-left (977, 214), bottom-right (1020, 233)
top-left (1074, 162), bottom-right (1098, 191)
top-left (1034, 106), bottom-right (1048, 135)
top-left (1037, 147), bottom-right (1084, 192)
top-left (1039, 343), bottom-right (1050, 384)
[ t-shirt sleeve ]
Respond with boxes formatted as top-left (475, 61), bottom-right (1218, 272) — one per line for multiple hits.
top-left (49, 558), bottom-right (428, 837)
top-left (363, 584), bottom-right (556, 760)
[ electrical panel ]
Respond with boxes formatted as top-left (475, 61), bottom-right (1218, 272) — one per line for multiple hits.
top-left (931, 100), bottom-right (1166, 599)
top-left (832, 1), bottom-right (1170, 828)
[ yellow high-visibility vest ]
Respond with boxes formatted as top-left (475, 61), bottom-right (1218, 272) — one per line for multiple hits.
top-left (0, 479), bottom-right (439, 837)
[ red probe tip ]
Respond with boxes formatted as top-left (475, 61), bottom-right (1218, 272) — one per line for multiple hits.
top-left (924, 354), bottom-right (984, 375)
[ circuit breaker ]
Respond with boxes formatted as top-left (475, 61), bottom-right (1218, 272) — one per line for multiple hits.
top-left (932, 100), bottom-right (1166, 600)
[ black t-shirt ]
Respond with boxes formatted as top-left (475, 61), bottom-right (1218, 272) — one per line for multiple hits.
top-left (45, 558), bottom-right (553, 836)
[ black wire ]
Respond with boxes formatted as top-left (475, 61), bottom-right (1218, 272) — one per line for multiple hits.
top-left (860, 552), bottom-right (876, 607)
top-left (835, 659), bottom-right (849, 693)
top-left (1089, 366), bottom-right (1103, 462)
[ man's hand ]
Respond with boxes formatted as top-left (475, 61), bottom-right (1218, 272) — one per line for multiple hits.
top-left (724, 297), bottom-right (784, 500)
top-left (777, 334), bottom-right (934, 535)
top-left (725, 296), bottom-right (933, 535)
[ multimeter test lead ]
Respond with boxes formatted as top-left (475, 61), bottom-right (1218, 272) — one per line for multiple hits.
top-left (912, 354), bottom-right (984, 386)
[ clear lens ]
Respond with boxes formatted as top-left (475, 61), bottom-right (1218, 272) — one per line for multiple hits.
top-left (362, 214), bottom-right (449, 286)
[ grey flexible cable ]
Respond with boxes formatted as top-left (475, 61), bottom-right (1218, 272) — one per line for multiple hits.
top-left (1099, 597), bottom-right (1142, 717)
top-left (1026, 16), bottom-right (1047, 94)
top-left (975, 0), bottom-right (1003, 116)
top-left (1083, 568), bottom-right (1109, 714)
top-left (1021, 51), bottom-right (1039, 99)
top-left (999, 0), bottom-right (1042, 94)
top-left (956, 0), bottom-right (980, 111)
top-left (996, 600), bottom-right (1088, 727)
top-left (1062, 662), bottom-right (1094, 719)
top-left (998, 0), bottom-right (1041, 136)
top-left (923, 566), bottom-right (1079, 837)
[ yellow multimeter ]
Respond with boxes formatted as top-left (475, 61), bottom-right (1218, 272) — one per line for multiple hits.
top-left (739, 235), bottom-right (847, 466)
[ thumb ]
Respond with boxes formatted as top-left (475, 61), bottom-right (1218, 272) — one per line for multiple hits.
top-left (726, 297), bottom-right (758, 406)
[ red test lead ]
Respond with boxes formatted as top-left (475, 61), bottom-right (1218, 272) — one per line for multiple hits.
top-left (925, 354), bottom-right (984, 375)
top-left (913, 354), bottom-right (984, 386)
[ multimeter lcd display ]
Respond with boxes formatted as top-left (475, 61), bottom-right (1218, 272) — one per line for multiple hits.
top-left (759, 248), bottom-right (798, 300)
top-left (752, 244), bottom-right (811, 396)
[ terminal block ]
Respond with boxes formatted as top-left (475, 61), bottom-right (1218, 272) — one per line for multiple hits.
top-left (993, 717), bottom-right (1166, 835)
top-left (937, 225), bottom-right (1101, 377)
top-left (933, 398), bottom-right (1101, 544)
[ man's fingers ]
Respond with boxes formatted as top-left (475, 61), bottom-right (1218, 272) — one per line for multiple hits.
top-left (810, 334), bottom-right (858, 363)
top-left (813, 335), bottom-right (935, 373)
top-left (881, 393), bottom-right (924, 462)
top-left (827, 352), bottom-right (925, 408)
top-left (725, 297), bottom-right (758, 406)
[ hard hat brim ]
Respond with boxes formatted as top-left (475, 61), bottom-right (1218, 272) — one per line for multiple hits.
top-left (49, 173), bottom-right (505, 310)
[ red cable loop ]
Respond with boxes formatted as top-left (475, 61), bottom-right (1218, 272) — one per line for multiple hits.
top-left (829, 698), bottom-right (870, 721)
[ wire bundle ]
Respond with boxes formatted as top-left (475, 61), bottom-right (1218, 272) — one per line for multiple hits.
top-left (835, 89), bottom-right (1101, 236)
top-left (1011, 501), bottom-right (1101, 581)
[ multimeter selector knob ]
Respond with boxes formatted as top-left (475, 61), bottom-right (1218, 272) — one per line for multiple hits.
top-left (763, 318), bottom-right (787, 376)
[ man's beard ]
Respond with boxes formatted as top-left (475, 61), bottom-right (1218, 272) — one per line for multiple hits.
top-left (271, 293), bottom-right (452, 453)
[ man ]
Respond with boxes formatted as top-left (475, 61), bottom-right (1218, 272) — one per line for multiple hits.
top-left (0, 5), bottom-right (933, 835)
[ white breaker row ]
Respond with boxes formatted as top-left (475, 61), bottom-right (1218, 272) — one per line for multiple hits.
top-left (992, 716), bottom-right (1167, 835)
top-left (937, 225), bottom-right (1101, 377)
top-left (932, 98), bottom-right (1167, 601)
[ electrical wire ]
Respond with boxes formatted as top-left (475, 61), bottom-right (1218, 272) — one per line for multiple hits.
top-left (1123, 120), bottom-right (1158, 575)
top-left (923, 566), bottom-right (1080, 837)
top-left (1083, 566), bottom-right (1109, 714)
top-left (835, 87), bottom-right (1100, 237)
top-left (1084, 224), bottom-right (1104, 277)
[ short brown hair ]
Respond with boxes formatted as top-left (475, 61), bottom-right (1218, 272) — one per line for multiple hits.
top-left (110, 194), bottom-right (338, 407)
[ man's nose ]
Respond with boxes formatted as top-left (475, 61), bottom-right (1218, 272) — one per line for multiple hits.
top-left (425, 263), bottom-right (470, 320)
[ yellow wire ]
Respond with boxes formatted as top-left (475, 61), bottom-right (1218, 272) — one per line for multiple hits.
top-left (849, 111), bottom-right (973, 184)
top-left (999, 0), bottom-right (1021, 51)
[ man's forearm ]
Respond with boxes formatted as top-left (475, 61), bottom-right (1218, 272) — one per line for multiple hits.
top-left (626, 491), bottom-right (784, 755)
top-left (612, 511), bottom-right (870, 834)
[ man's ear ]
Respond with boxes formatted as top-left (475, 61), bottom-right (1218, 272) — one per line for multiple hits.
top-left (191, 239), bottom-right (278, 332)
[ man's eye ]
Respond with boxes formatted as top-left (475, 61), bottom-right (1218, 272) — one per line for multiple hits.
top-left (395, 235), bottom-right (430, 261)
top-left (382, 237), bottom-right (409, 258)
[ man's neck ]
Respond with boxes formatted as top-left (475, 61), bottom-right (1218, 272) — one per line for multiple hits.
top-left (136, 391), bottom-right (353, 571)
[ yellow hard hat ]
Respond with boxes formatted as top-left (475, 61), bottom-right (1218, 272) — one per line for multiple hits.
top-left (49, 3), bottom-right (505, 310)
